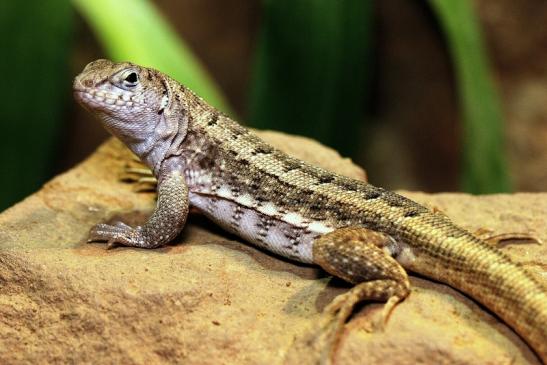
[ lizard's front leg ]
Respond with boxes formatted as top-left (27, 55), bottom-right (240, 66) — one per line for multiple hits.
top-left (312, 226), bottom-right (410, 363)
top-left (89, 163), bottom-right (189, 249)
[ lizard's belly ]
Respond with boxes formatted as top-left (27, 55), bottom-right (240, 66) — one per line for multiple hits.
top-left (189, 192), bottom-right (334, 263)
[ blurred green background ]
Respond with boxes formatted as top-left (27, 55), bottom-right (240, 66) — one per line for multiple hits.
top-left (2, 0), bottom-right (547, 212)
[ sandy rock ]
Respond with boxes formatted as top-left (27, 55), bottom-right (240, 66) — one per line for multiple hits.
top-left (0, 132), bottom-right (545, 364)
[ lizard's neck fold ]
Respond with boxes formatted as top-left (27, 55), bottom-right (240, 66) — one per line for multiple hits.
top-left (130, 137), bottom-right (168, 177)
top-left (102, 113), bottom-right (174, 177)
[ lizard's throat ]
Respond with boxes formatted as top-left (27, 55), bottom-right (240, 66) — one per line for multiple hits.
top-left (97, 113), bottom-right (168, 176)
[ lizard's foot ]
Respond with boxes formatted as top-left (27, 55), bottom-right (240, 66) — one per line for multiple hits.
top-left (324, 282), bottom-right (396, 330)
top-left (320, 280), bottom-right (407, 358)
top-left (88, 222), bottom-right (145, 249)
top-left (473, 227), bottom-right (543, 246)
top-left (309, 226), bottom-right (411, 364)
top-left (285, 279), bottom-right (408, 365)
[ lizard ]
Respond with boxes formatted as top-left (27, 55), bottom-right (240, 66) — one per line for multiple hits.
top-left (73, 59), bottom-right (547, 363)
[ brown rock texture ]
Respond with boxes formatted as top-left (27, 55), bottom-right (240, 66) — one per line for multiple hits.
top-left (0, 131), bottom-right (545, 364)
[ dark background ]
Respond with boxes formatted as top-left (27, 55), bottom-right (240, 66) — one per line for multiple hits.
top-left (2, 0), bottom-right (547, 211)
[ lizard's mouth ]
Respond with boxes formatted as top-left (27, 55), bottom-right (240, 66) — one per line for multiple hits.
top-left (74, 87), bottom-right (135, 111)
top-left (73, 74), bottom-right (136, 111)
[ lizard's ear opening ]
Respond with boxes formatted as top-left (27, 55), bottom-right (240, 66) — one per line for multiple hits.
top-left (157, 78), bottom-right (171, 115)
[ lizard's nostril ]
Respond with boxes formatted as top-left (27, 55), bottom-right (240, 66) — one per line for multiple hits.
top-left (83, 79), bottom-right (93, 88)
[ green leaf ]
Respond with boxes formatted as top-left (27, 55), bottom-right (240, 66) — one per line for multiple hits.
top-left (73, 0), bottom-right (233, 115)
top-left (0, 0), bottom-right (73, 210)
top-left (248, 0), bottom-right (373, 158)
top-left (429, 0), bottom-right (511, 193)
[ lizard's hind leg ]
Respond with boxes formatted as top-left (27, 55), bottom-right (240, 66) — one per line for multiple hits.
top-left (312, 226), bottom-right (410, 364)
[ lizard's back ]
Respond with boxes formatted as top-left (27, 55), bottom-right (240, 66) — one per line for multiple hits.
top-left (182, 106), bottom-right (547, 360)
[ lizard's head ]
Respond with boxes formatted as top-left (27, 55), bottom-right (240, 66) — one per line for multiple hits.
top-left (73, 59), bottom-right (171, 142)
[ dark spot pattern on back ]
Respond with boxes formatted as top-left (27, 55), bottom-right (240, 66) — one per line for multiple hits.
top-left (318, 175), bottom-right (335, 184)
top-left (252, 144), bottom-right (274, 155)
top-left (403, 210), bottom-right (420, 218)
top-left (363, 190), bottom-right (382, 200)
top-left (207, 113), bottom-right (219, 126)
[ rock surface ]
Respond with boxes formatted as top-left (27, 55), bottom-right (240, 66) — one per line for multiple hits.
top-left (0, 131), bottom-right (545, 365)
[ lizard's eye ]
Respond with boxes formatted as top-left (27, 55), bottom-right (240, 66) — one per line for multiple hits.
top-left (122, 71), bottom-right (139, 87)
top-left (125, 72), bottom-right (138, 83)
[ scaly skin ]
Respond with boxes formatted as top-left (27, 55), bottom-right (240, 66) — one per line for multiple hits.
top-left (74, 59), bottom-right (547, 363)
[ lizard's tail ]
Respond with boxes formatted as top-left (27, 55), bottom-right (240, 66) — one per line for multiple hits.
top-left (404, 229), bottom-right (547, 363)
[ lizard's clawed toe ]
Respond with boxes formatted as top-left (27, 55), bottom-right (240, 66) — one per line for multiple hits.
top-left (120, 165), bottom-right (157, 191)
top-left (474, 228), bottom-right (543, 246)
top-left (88, 222), bottom-right (140, 248)
top-left (323, 293), bottom-right (347, 316)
